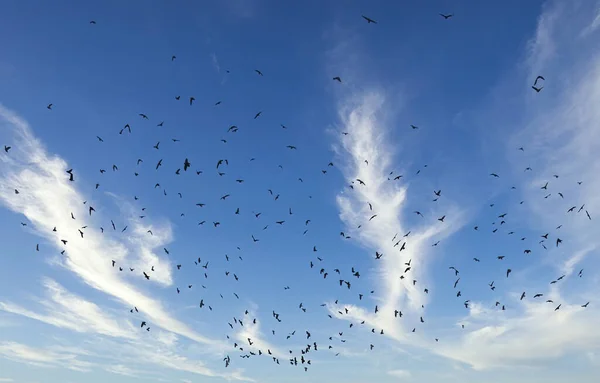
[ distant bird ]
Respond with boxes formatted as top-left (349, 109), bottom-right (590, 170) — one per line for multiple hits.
top-left (534, 75), bottom-right (545, 85)
top-left (362, 15), bottom-right (377, 24)
top-left (439, 13), bottom-right (453, 19)
top-left (333, 77), bottom-right (342, 82)
top-left (189, 97), bottom-right (195, 105)
top-left (3, 145), bottom-right (10, 153)
top-left (532, 85), bottom-right (543, 93)
top-left (90, 20), bottom-right (96, 24)
top-left (254, 111), bottom-right (262, 119)
top-left (255, 70), bottom-right (263, 76)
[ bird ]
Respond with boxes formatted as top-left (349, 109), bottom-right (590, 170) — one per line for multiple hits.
top-left (362, 15), bottom-right (377, 24)
top-left (3, 145), bottom-right (10, 153)
top-left (47, 103), bottom-right (53, 110)
top-left (534, 75), bottom-right (545, 85)
top-left (439, 13), bottom-right (454, 19)
top-left (89, 20), bottom-right (96, 24)
top-left (189, 97), bottom-right (195, 105)
top-left (255, 69), bottom-right (263, 76)
top-left (333, 77), bottom-right (342, 82)
top-left (532, 85), bottom-right (543, 93)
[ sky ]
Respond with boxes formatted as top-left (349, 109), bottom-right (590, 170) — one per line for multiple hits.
top-left (0, 0), bottom-right (600, 382)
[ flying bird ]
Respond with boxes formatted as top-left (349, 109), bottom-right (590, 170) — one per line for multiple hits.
top-left (362, 15), bottom-right (377, 24)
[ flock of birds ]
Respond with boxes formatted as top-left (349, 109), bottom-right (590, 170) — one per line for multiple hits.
top-left (2, 12), bottom-right (594, 375)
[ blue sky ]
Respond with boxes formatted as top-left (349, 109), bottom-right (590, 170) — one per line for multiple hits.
top-left (1, 0), bottom-right (600, 382)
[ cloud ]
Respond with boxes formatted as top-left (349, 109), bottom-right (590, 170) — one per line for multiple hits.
top-left (0, 105), bottom-right (259, 381)
top-left (232, 309), bottom-right (285, 359)
top-left (0, 278), bottom-right (136, 339)
top-left (0, 104), bottom-right (228, 351)
top-left (211, 53), bottom-right (221, 73)
top-left (387, 369), bottom-right (411, 379)
top-left (0, 379), bottom-right (14, 382)
top-left (425, 0), bottom-right (600, 370)
top-left (434, 297), bottom-right (600, 370)
top-left (104, 364), bottom-right (142, 378)
top-left (323, 0), bottom-right (600, 374)
top-left (0, 341), bottom-right (94, 372)
top-left (330, 90), bottom-right (464, 339)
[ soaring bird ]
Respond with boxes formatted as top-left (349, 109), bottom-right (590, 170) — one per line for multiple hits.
top-left (362, 15), bottom-right (377, 24)
top-left (440, 13), bottom-right (454, 19)
top-left (333, 76), bottom-right (342, 82)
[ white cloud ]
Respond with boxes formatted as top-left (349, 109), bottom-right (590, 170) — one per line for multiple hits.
top-left (427, 0), bottom-right (600, 370)
top-left (387, 369), bottom-right (411, 379)
top-left (0, 106), bottom-right (259, 381)
top-left (0, 278), bottom-right (136, 339)
top-left (0, 378), bottom-right (14, 382)
top-left (232, 309), bottom-right (285, 359)
top-left (104, 364), bottom-right (142, 378)
top-left (330, 90), bottom-right (464, 339)
top-left (0, 341), bottom-right (94, 372)
top-left (0, 104), bottom-right (228, 352)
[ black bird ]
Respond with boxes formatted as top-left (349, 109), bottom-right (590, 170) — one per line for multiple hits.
top-left (184, 158), bottom-right (191, 171)
top-left (362, 15), bottom-right (377, 24)
top-left (66, 169), bottom-right (74, 181)
top-left (532, 85), bottom-right (543, 93)
top-left (255, 69), bottom-right (263, 76)
top-left (333, 77), bottom-right (342, 82)
top-left (440, 13), bottom-right (453, 19)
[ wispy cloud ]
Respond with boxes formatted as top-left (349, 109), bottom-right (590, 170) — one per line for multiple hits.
top-left (0, 278), bottom-right (136, 339)
top-left (232, 309), bottom-right (285, 359)
top-left (387, 369), bottom-right (412, 379)
top-left (330, 90), bottom-right (464, 339)
top-left (211, 53), bottom-right (221, 74)
top-left (426, 0), bottom-right (600, 370)
top-left (0, 105), bottom-right (255, 381)
top-left (0, 341), bottom-right (94, 372)
top-left (0, 104), bottom-right (226, 349)
top-left (104, 364), bottom-right (142, 378)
